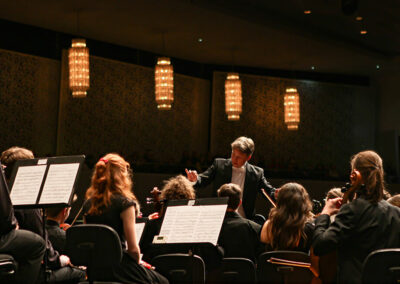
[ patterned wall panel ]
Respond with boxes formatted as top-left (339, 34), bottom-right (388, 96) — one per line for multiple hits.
top-left (57, 54), bottom-right (211, 164)
top-left (0, 49), bottom-right (59, 156)
top-left (211, 72), bottom-right (375, 176)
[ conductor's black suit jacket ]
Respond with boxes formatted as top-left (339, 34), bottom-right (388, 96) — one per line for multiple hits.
top-left (194, 158), bottom-right (275, 218)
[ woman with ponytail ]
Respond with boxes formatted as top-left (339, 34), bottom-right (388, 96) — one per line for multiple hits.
top-left (313, 150), bottom-right (400, 284)
top-left (260, 183), bottom-right (314, 253)
top-left (83, 153), bottom-right (168, 284)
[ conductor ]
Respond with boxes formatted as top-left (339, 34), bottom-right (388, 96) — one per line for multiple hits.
top-left (186, 136), bottom-right (276, 219)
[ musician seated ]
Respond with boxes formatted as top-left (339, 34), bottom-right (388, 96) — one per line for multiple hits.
top-left (141, 175), bottom-right (196, 260)
top-left (83, 153), bottom-right (168, 284)
top-left (260, 183), bottom-right (315, 253)
top-left (0, 156), bottom-right (46, 284)
top-left (1, 146), bottom-right (85, 283)
top-left (312, 150), bottom-right (400, 284)
top-left (142, 175), bottom-right (223, 272)
top-left (325, 187), bottom-right (343, 222)
top-left (217, 183), bottom-right (264, 263)
top-left (45, 206), bottom-right (71, 254)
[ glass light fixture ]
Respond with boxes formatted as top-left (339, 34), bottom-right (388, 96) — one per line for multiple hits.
top-left (284, 87), bottom-right (300, 130)
top-left (68, 39), bottom-right (89, 98)
top-left (225, 73), bottom-right (242, 121)
top-left (155, 57), bottom-right (174, 110)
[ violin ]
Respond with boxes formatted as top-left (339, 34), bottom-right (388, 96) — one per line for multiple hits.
top-left (341, 170), bottom-right (363, 205)
top-left (146, 187), bottom-right (164, 219)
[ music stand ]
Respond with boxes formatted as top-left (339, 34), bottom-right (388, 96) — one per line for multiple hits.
top-left (8, 155), bottom-right (85, 283)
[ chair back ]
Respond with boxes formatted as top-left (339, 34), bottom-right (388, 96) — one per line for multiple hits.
top-left (151, 253), bottom-right (205, 284)
top-left (220, 257), bottom-right (256, 283)
top-left (257, 251), bottom-right (314, 284)
top-left (0, 254), bottom-right (17, 282)
top-left (66, 224), bottom-right (123, 281)
top-left (362, 248), bottom-right (400, 284)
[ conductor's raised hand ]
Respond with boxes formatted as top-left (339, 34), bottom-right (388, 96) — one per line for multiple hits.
top-left (185, 168), bottom-right (198, 183)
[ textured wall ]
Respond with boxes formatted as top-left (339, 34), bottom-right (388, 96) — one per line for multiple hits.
top-left (57, 52), bottom-right (211, 164)
top-left (211, 72), bottom-right (375, 176)
top-left (0, 49), bottom-right (59, 156)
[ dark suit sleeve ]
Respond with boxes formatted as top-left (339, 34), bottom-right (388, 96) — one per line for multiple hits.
top-left (195, 159), bottom-right (218, 189)
top-left (312, 203), bottom-right (356, 256)
top-left (257, 169), bottom-right (276, 201)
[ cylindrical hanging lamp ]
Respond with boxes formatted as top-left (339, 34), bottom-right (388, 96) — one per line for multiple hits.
top-left (284, 87), bottom-right (300, 130)
top-left (225, 73), bottom-right (242, 121)
top-left (155, 57), bottom-right (174, 110)
top-left (68, 38), bottom-right (90, 98)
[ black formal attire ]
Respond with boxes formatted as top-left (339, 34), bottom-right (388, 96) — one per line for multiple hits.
top-left (14, 208), bottom-right (85, 283)
top-left (46, 220), bottom-right (66, 255)
top-left (313, 197), bottom-right (400, 284)
top-left (218, 211), bottom-right (264, 263)
top-left (0, 167), bottom-right (46, 284)
top-left (194, 158), bottom-right (276, 219)
top-left (264, 222), bottom-right (314, 253)
top-left (83, 195), bottom-right (169, 284)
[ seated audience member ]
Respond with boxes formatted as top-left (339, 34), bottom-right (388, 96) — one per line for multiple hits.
top-left (45, 206), bottom-right (71, 254)
top-left (387, 194), bottom-right (400, 208)
top-left (0, 161), bottom-right (46, 284)
top-left (83, 153), bottom-right (168, 284)
top-left (313, 150), bottom-right (400, 284)
top-left (1, 146), bottom-right (85, 283)
top-left (260, 183), bottom-right (314, 253)
top-left (217, 183), bottom-right (264, 263)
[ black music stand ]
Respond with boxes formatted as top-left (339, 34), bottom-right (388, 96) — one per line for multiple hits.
top-left (8, 155), bottom-right (85, 283)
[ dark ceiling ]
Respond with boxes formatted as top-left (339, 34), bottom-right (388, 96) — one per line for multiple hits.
top-left (0, 0), bottom-right (399, 76)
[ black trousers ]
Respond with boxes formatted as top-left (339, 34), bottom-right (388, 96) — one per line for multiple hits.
top-left (0, 229), bottom-right (46, 284)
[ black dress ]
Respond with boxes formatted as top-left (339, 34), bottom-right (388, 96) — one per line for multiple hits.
top-left (83, 195), bottom-right (168, 284)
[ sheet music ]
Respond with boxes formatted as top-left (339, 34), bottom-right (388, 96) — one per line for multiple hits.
top-left (135, 222), bottom-right (146, 242)
top-left (158, 204), bottom-right (227, 245)
top-left (39, 163), bottom-right (79, 204)
top-left (10, 165), bottom-right (46, 205)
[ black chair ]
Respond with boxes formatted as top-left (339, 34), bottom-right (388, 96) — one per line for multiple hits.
top-left (151, 253), bottom-right (205, 284)
top-left (0, 254), bottom-right (17, 282)
top-left (362, 248), bottom-right (400, 284)
top-left (253, 214), bottom-right (267, 226)
top-left (257, 251), bottom-right (314, 284)
top-left (66, 224), bottom-right (123, 284)
top-left (220, 257), bottom-right (256, 283)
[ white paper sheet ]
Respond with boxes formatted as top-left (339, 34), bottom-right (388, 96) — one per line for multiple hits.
top-left (10, 165), bottom-right (46, 205)
top-left (135, 222), bottom-right (146, 243)
top-left (39, 163), bottom-right (79, 204)
top-left (157, 204), bottom-right (227, 245)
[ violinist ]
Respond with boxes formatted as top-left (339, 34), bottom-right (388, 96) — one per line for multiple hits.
top-left (45, 206), bottom-right (71, 254)
top-left (312, 150), bottom-right (400, 284)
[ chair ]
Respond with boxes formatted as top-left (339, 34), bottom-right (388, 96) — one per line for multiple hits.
top-left (0, 254), bottom-right (17, 282)
top-left (151, 253), bottom-right (206, 284)
top-left (66, 224), bottom-right (123, 284)
top-left (253, 214), bottom-right (267, 226)
top-left (257, 251), bottom-right (314, 284)
top-left (362, 248), bottom-right (400, 284)
top-left (219, 257), bottom-right (256, 283)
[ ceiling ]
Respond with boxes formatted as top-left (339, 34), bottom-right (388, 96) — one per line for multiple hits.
top-left (0, 0), bottom-right (399, 76)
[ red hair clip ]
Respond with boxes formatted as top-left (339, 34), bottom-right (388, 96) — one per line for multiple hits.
top-left (99, 158), bottom-right (108, 164)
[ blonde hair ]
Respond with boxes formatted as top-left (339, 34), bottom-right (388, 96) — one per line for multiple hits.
top-left (86, 153), bottom-right (139, 215)
top-left (160, 175), bottom-right (195, 201)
